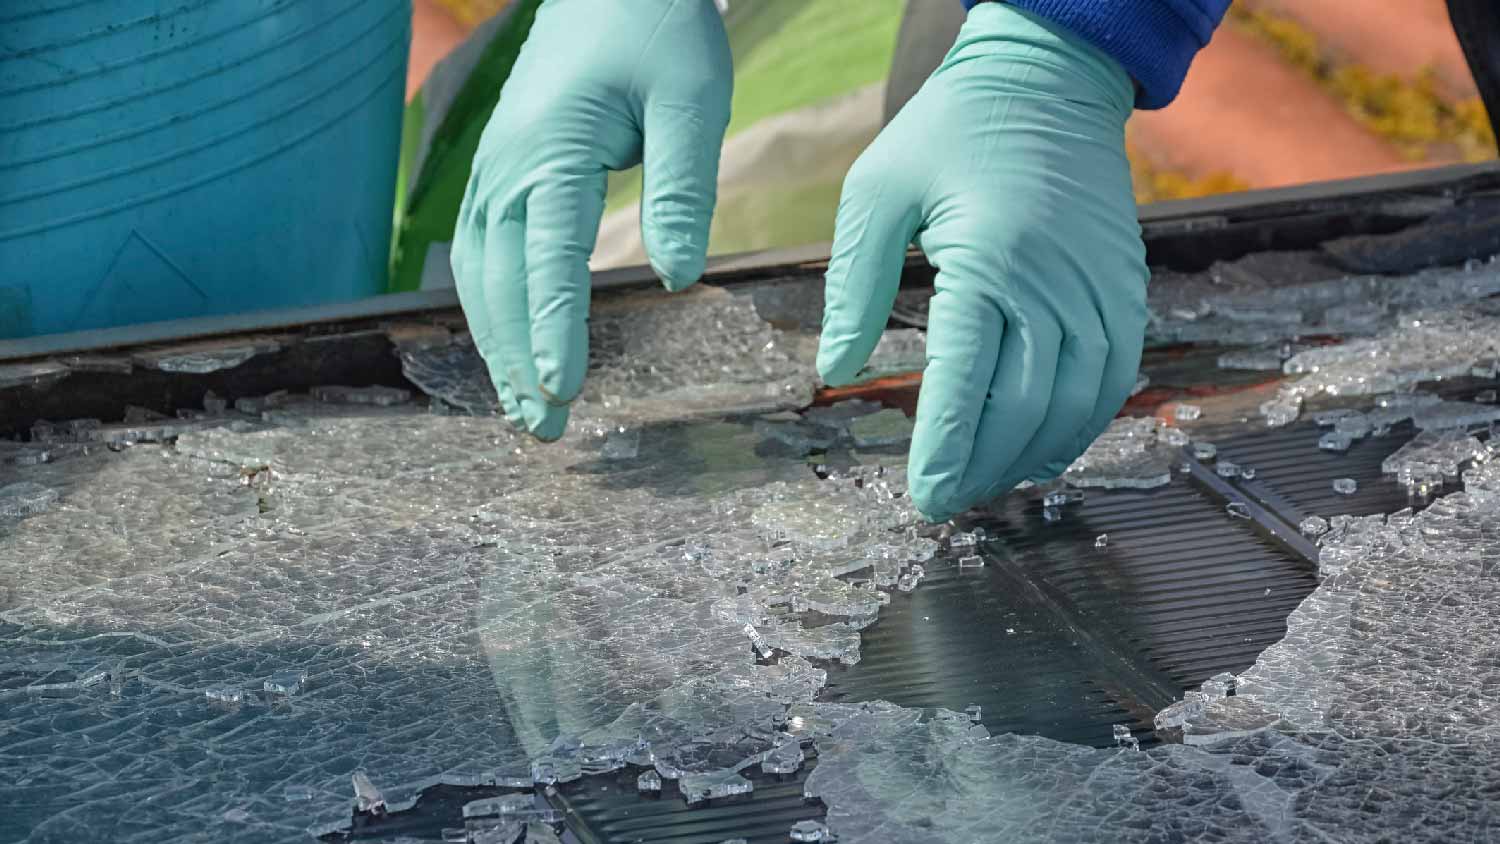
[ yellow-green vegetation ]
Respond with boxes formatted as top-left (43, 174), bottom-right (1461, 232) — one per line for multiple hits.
top-left (722, 0), bottom-right (903, 137)
top-left (708, 178), bottom-right (846, 255)
top-left (431, 0), bottom-right (511, 28)
top-left (1229, 5), bottom-right (1495, 162)
top-left (1127, 144), bottom-right (1250, 204)
top-left (605, 0), bottom-right (902, 213)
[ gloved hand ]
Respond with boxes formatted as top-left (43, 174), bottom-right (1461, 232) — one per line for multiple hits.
top-left (819, 3), bottom-right (1149, 522)
top-left (452, 0), bottom-right (732, 440)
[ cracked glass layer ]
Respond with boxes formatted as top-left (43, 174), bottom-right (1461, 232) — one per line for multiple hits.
top-left (1062, 416), bottom-right (1185, 490)
top-left (0, 288), bottom-right (914, 843)
top-left (1258, 305), bottom-right (1500, 427)
top-left (801, 456), bottom-right (1500, 843)
top-left (134, 339), bottom-right (283, 374)
top-left (1149, 254), bottom-right (1500, 347)
top-left (399, 288), bottom-right (816, 423)
top-left (6, 275), bottom-right (1499, 843)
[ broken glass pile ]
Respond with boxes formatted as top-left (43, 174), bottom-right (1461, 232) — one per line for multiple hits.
top-left (399, 288), bottom-right (817, 422)
top-left (1149, 248), bottom-right (1500, 347)
top-left (5, 275), bottom-right (1500, 843)
top-left (1061, 416), bottom-right (1188, 490)
top-left (803, 457), bottom-right (1500, 841)
top-left (0, 288), bottom-right (929, 842)
top-left (1257, 305), bottom-right (1500, 427)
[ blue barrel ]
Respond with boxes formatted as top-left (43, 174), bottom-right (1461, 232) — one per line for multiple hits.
top-left (0, 0), bottom-right (411, 338)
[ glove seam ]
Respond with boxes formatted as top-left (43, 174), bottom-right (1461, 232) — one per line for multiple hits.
top-left (629, 0), bottom-right (696, 111)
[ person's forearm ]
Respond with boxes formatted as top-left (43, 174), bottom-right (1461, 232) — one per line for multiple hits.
top-left (961, 0), bottom-right (1232, 108)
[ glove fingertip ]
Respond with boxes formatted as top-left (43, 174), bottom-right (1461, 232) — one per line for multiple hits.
top-left (906, 462), bottom-right (960, 525)
top-left (534, 352), bottom-right (584, 407)
top-left (815, 337), bottom-right (866, 387)
top-left (647, 245), bottom-right (705, 293)
top-left (530, 405), bottom-right (570, 443)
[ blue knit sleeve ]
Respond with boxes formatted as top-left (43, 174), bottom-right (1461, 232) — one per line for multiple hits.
top-left (959, 0), bottom-right (1231, 109)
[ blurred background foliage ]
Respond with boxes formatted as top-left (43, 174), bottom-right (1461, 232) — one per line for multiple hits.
top-left (408, 0), bottom-right (1494, 269)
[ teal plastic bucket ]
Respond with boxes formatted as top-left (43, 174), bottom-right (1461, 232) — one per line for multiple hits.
top-left (0, 0), bottom-right (411, 338)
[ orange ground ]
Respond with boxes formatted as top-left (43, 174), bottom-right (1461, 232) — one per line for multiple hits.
top-left (1128, 24), bottom-right (1422, 190)
top-left (407, 0), bottom-right (468, 100)
top-left (1239, 0), bottom-right (1475, 100)
top-left (406, 2), bottom-right (1489, 196)
top-left (1130, 0), bottom-right (1485, 191)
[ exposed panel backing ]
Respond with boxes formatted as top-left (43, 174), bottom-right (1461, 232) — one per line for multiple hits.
top-left (1213, 378), bottom-right (1500, 522)
top-left (553, 760), bottom-right (823, 844)
top-left (821, 477), bottom-right (1319, 753)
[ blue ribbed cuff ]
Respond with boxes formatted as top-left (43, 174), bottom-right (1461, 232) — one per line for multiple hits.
top-left (960, 0), bottom-right (1229, 109)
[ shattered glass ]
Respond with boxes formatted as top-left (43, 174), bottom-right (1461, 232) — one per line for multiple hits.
top-left (135, 339), bottom-right (282, 374)
top-left (1183, 463), bottom-right (1500, 753)
top-left (1381, 430), bottom-right (1491, 483)
top-left (0, 360), bottom-right (71, 390)
top-left (1217, 343), bottom-right (1296, 372)
top-left (310, 385), bottom-right (412, 407)
top-left (1061, 417), bottom-right (1183, 490)
top-left (397, 288), bottom-right (816, 423)
top-left (788, 819), bottom-right (831, 842)
top-left (786, 452), bottom-right (1500, 840)
top-left (855, 328), bottom-right (925, 380)
top-left (678, 768), bottom-right (754, 804)
top-left (8, 263), bottom-right (1500, 843)
top-left (1298, 516), bottom-right (1329, 538)
top-left (1149, 250), bottom-right (1500, 346)
top-left (397, 336), bottom-right (503, 414)
top-left (0, 290), bottom-right (941, 842)
top-left (0, 481), bottom-right (58, 517)
top-left (1259, 306), bottom-right (1500, 427)
top-left (846, 408), bottom-right (913, 450)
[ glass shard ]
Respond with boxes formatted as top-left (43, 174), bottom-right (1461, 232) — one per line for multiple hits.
top-left (1318, 431), bottom-right (1353, 452)
top-left (857, 328), bottom-right (925, 379)
top-left (463, 794), bottom-right (536, 820)
top-left (311, 385), bottom-right (412, 407)
top-left (847, 409), bottom-right (913, 449)
top-left (204, 686), bottom-right (244, 705)
top-left (352, 770), bottom-right (387, 815)
top-left (789, 819), bottom-right (830, 842)
top-left (0, 481), bottom-right (58, 517)
top-left (761, 741), bottom-right (805, 775)
top-left (468, 821), bottom-right (526, 844)
top-left (1382, 430), bottom-right (1488, 481)
top-left (1063, 417), bottom-right (1180, 490)
top-left (600, 428), bottom-right (641, 460)
top-left (138, 340), bottom-right (280, 374)
top-left (0, 360), bottom-right (71, 390)
top-left (263, 670), bottom-right (306, 696)
top-left (678, 768), bottom-right (753, 804)
top-left (1299, 516), bottom-right (1329, 538)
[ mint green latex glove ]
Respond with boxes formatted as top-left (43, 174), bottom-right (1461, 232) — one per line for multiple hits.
top-left (452, 0), bottom-right (732, 440)
top-left (819, 3), bottom-right (1149, 523)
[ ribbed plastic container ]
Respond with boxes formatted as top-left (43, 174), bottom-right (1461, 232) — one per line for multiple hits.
top-left (0, 0), bottom-right (411, 338)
